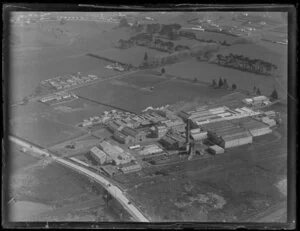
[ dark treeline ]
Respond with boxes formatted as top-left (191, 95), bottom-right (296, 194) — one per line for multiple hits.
top-left (213, 53), bottom-right (278, 76)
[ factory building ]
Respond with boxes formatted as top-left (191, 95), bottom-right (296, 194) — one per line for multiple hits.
top-left (230, 117), bottom-right (272, 137)
top-left (154, 125), bottom-right (168, 138)
top-left (190, 129), bottom-right (208, 142)
top-left (107, 121), bottom-right (122, 132)
top-left (261, 117), bottom-right (276, 127)
top-left (167, 132), bottom-right (186, 149)
top-left (113, 126), bottom-right (149, 144)
top-left (99, 141), bottom-right (134, 165)
top-left (208, 145), bottom-right (224, 155)
top-left (113, 131), bottom-right (135, 144)
top-left (138, 144), bottom-right (164, 156)
top-left (90, 146), bottom-right (111, 165)
top-left (161, 119), bottom-right (186, 133)
top-left (142, 112), bottom-right (167, 124)
top-left (120, 163), bottom-right (142, 174)
top-left (121, 127), bottom-right (148, 143)
top-left (220, 132), bottom-right (253, 149)
top-left (242, 95), bottom-right (271, 106)
top-left (160, 136), bottom-right (179, 150)
top-left (201, 120), bottom-right (253, 149)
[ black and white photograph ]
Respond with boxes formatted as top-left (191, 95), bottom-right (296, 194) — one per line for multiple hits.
top-left (2, 5), bottom-right (297, 229)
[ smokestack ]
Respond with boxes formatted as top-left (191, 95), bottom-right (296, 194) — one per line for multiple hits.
top-left (186, 119), bottom-right (191, 152)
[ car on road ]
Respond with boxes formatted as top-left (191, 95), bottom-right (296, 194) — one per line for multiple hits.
top-left (128, 201), bottom-right (131, 205)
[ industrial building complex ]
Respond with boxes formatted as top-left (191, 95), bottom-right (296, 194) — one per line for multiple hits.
top-left (72, 94), bottom-right (280, 176)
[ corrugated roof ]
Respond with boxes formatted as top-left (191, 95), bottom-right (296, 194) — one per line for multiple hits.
top-left (222, 131), bottom-right (252, 141)
top-left (90, 147), bottom-right (107, 160)
top-left (209, 145), bottom-right (224, 151)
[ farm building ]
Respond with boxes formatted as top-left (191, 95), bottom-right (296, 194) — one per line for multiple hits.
top-left (208, 145), bottom-right (224, 155)
top-left (90, 146), bottom-right (111, 165)
top-left (230, 117), bottom-right (272, 137)
top-left (120, 163), bottom-right (142, 174)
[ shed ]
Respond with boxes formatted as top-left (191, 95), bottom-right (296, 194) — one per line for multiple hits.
top-left (208, 145), bottom-right (224, 154)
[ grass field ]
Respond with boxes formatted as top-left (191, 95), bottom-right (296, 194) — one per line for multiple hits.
top-left (7, 143), bottom-right (113, 221)
top-left (74, 73), bottom-right (229, 113)
top-left (93, 47), bottom-right (166, 66)
top-left (124, 133), bottom-right (287, 222)
top-left (164, 58), bottom-right (287, 99)
top-left (9, 21), bottom-right (129, 103)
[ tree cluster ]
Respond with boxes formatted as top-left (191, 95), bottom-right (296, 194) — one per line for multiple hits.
top-left (215, 53), bottom-right (278, 75)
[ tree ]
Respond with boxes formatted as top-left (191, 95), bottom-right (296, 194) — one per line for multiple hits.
top-left (256, 88), bottom-right (261, 95)
top-left (212, 79), bottom-right (217, 87)
top-left (144, 52), bottom-right (148, 62)
top-left (270, 89), bottom-right (279, 101)
top-left (161, 68), bottom-right (165, 75)
top-left (119, 18), bottom-right (129, 27)
top-left (223, 78), bottom-right (228, 88)
top-left (232, 84), bottom-right (237, 90)
top-left (218, 78), bottom-right (224, 88)
top-left (253, 86), bottom-right (257, 93)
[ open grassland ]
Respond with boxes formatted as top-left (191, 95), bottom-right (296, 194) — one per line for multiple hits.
top-left (164, 58), bottom-right (287, 99)
top-left (9, 21), bottom-right (129, 103)
top-left (10, 103), bottom-right (86, 147)
top-left (7, 143), bottom-right (113, 221)
top-left (74, 74), bottom-right (229, 114)
top-left (124, 134), bottom-right (287, 222)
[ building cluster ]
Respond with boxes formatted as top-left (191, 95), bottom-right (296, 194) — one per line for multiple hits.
top-left (89, 141), bottom-right (143, 175)
top-left (90, 141), bottom-right (135, 165)
top-left (41, 73), bottom-right (98, 90)
top-left (40, 91), bottom-right (78, 104)
top-left (180, 104), bottom-right (263, 126)
top-left (105, 63), bottom-right (125, 72)
top-left (242, 96), bottom-right (271, 107)
top-left (138, 144), bottom-right (164, 156)
top-left (79, 94), bottom-right (279, 174)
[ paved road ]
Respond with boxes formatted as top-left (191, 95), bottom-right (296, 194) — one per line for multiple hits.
top-left (8, 135), bottom-right (149, 222)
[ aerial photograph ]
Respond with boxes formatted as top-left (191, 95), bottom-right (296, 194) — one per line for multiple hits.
top-left (4, 10), bottom-right (291, 225)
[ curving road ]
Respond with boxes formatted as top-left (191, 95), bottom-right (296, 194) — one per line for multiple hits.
top-left (8, 135), bottom-right (149, 222)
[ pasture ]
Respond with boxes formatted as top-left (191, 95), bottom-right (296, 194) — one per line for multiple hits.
top-left (93, 47), bottom-right (166, 67)
top-left (74, 73), bottom-right (229, 114)
top-left (164, 58), bottom-right (287, 99)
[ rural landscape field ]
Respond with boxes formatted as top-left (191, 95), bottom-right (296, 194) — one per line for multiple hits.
top-left (5, 10), bottom-right (291, 226)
